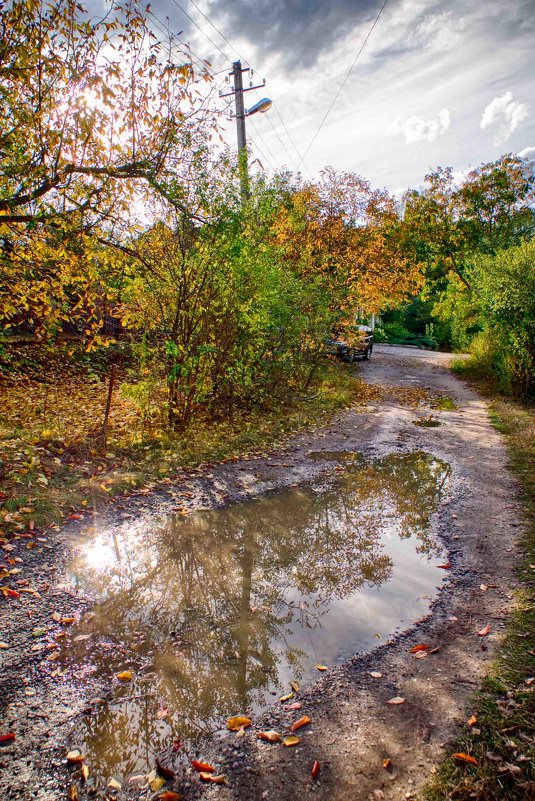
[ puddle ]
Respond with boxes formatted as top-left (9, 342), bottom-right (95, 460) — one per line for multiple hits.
top-left (63, 451), bottom-right (450, 784)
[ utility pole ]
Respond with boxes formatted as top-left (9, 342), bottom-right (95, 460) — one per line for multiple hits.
top-left (220, 62), bottom-right (271, 204)
top-left (232, 61), bottom-right (248, 201)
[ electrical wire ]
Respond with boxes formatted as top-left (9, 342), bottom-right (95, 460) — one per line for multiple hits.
top-left (168, 0), bottom-right (233, 64)
top-left (296, 0), bottom-right (389, 170)
top-left (177, 1), bottom-right (311, 174)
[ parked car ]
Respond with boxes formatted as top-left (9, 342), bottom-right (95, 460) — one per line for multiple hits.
top-left (325, 325), bottom-right (373, 362)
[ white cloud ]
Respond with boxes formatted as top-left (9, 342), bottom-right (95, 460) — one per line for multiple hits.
top-left (480, 92), bottom-right (530, 144)
top-left (411, 11), bottom-right (465, 52)
top-left (388, 108), bottom-right (451, 144)
top-left (518, 145), bottom-right (535, 160)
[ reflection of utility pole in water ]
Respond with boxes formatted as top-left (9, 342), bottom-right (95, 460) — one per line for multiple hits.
top-left (236, 528), bottom-right (253, 702)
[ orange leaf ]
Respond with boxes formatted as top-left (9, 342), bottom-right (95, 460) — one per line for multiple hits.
top-left (409, 644), bottom-right (429, 654)
top-left (314, 664), bottom-right (328, 671)
top-left (311, 761), bottom-right (320, 779)
top-left (199, 772), bottom-right (225, 784)
top-left (226, 716), bottom-right (251, 731)
top-left (116, 671), bottom-right (134, 682)
top-left (282, 736), bottom-right (301, 747)
top-left (67, 787), bottom-right (79, 801)
top-left (290, 716), bottom-right (311, 732)
top-left (191, 761), bottom-right (214, 773)
top-left (383, 758), bottom-right (393, 771)
top-left (452, 753), bottom-right (478, 766)
top-left (467, 715), bottom-right (477, 727)
top-left (159, 794), bottom-right (182, 801)
top-left (477, 625), bottom-right (490, 637)
top-left (257, 730), bottom-right (281, 743)
top-left (437, 564), bottom-right (451, 570)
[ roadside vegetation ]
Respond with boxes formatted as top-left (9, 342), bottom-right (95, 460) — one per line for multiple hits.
top-left (425, 388), bottom-right (535, 801)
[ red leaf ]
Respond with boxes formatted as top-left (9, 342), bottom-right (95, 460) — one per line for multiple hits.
top-left (311, 761), bottom-right (320, 779)
top-left (191, 760), bottom-right (214, 773)
top-left (0, 733), bottom-right (16, 744)
top-left (452, 752), bottom-right (478, 766)
top-left (437, 564), bottom-right (451, 570)
top-left (409, 644), bottom-right (429, 653)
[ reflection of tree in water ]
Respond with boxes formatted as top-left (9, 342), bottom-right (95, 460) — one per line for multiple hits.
top-left (68, 450), bottom-right (449, 780)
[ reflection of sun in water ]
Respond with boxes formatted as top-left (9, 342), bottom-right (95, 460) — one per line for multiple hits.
top-left (82, 536), bottom-right (118, 572)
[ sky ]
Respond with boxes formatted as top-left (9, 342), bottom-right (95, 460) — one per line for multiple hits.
top-left (137, 0), bottom-right (534, 192)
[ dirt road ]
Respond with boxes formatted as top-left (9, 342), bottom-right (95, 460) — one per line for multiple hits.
top-left (0, 346), bottom-right (523, 800)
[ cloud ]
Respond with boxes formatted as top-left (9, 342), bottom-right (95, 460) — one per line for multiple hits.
top-left (518, 145), bottom-right (535, 160)
top-left (410, 11), bottom-right (465, 52)
top-left (480, 92), bottom-right (530, 144)
top-left (389, 108), bottom-right (451, 144)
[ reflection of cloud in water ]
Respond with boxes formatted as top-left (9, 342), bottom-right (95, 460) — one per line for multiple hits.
top-left (65, 451), bottom-right (450, 785)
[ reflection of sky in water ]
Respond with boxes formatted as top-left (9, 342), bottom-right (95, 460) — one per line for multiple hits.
top-left (65, 451), bottom-right (450, 785)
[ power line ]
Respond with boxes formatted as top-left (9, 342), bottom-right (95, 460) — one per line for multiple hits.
top-left (178, 1), bottom-right (312, 175)
top-left (296, 0), bottom-right (389, 170)
top-left (168, 0), bottom-right (232, 65)
top-left (187, 0), bottom-right (250, 65)
top-left (146, 9), bottom-right (211, 73)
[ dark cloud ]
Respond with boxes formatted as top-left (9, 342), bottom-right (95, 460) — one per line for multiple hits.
top-left (153, 0), bottom-right (394, 70)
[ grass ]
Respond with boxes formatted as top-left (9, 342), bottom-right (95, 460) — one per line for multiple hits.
top-left (424, 392), bottom-right (535, 801)
top-left (0, 344), bottom-right (380, 540)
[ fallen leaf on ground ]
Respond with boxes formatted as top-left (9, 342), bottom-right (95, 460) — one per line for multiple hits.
top-left (285, 702), bottom-right (302, 710)
top-left (61, 617), bottom-right (75, 625)
top-left (156, 758), bottom-right (175, 779)
top-left (0, 642), bottom-right (9, 649)
top-left (235, 725), bottom-right (246, 738)
top-left (452, 753), bottom-right (478, 766)
top-left (116, 671), bottom-right (134, 682)
top-left (467, 715), bottom-right (477, 727)
top-left (290, 716), bottom-right (311, 732)
top-left (370, 671), bottom-right (382, 679)
top-left (159, 793), bottom-right (182, 801)
top-left (480, 584), bottom-right (488, 592)
top-left (226, 715), bottom-right (251, 731)
top-left (0, 733), bottom-right (16, 744)
top-left (67, 786), bottom-right (79, 801)
top-left (199, 773), bottom-right (225, 784)
top-left (428, 646), bottom-right (441, 654)
top-left (409, 644), bottom-right (429, 653)
top-left (282, 736), bottom-right (301, 747)
top-left (311, 761), bottom-right (320, 779)
top-left (437, 564), bottom-right (451, 570)
top-left (150, 776), bottom-right (166, 791)
top-left (383, 758), bottom-right (393, 771)
top-left (279, 692), bottom-right (295, 703)
top-left (314, 664), bottom-right (328, 671)
top-left (477, 625), bottom-right (491, 637)
top-left (386, 697), bottom-right (405, 705)
top-left (191, 761), bottom-right (215, 773)
top-left (81, 764), bottom-right (90, 781)
top-left (257, 730), bottom-right (281, 743)
top-left (51, 611), bottom-right (61, 622)
top-left (66, 750), bottom-right (84, 764)
top-left (289, 680), bottom-right (300, 692)
top-left (73, 635), bottom-right (90, 642)
top-left (107, 778), bottom-right (122, 789)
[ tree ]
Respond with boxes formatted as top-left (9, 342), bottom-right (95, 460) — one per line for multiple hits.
top-left (0, 0), bottom-right (217, 335)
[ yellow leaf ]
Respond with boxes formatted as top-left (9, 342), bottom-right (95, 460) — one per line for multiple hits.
top-left (282, 736), bottom-right (301, 747)
top-left (279, 692), bottom-right (295, 703)
top-left (314, 664), bottom-right (328, 671)
top-left (116, 670), bottom-right (134, 682)
top-left (226, 715), bottom-right (251, 731)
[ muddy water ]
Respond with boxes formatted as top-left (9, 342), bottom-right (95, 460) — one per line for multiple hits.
top-left (64, 451), bottom-right (450, 784)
